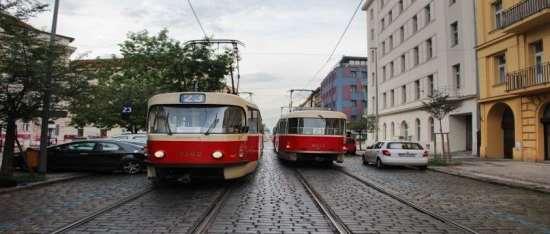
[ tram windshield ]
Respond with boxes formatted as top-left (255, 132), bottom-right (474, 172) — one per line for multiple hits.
top-left (287, 118), bottom-right (345, 135)
top-left (148, 105), bottom-right (246, 134)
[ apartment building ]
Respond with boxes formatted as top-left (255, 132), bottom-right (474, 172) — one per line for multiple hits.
top-left (320, 56), bottom-right (368, 121)
top-left (477, 0), bottom-right (550, 161)
top-left (363, 0), bottom-right (478, 154)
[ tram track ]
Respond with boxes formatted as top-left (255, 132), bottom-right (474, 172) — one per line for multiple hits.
top-left (50, 186), bottom-right (154, 234)
top-left (187, 185), bottom-right (232, 234)
top-left (333, 166), bottom-right (479, 234)
top-left (294, 168), bottom-right (352, 234)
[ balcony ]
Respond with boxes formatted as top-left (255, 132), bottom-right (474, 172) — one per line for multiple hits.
top-left (506, 62), bottom-right (550, 93)
top-left (500, 0), bottom-right (550, 33)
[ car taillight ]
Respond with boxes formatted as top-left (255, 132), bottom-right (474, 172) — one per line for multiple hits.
top-left (423, 150), bottom-right (429, 157)
top-left (382, 149), bottom-right (391, 156)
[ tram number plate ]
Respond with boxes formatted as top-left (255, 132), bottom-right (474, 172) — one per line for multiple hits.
top-left (179, 151), bottom-right (202, 157)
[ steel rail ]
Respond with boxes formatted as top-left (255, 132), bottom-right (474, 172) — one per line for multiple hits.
top-left (50, 187), bottom-right (154, 234)
top-left (335, 168), bottom-right (479, 234)
top-left (187, 185), bottom-right (232, 234)
top-left (294, 169), bottom-right (352, 234)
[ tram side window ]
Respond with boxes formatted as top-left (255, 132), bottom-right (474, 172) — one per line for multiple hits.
top-left (247, 108), bottom-right (261, 133)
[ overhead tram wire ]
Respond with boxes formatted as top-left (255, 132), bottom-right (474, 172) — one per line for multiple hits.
top-left (187, 0), bottom-right (208, 38)
top-left (305, 0), bottom-right (364, 86)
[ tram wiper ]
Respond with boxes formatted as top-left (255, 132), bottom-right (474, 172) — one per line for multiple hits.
top-left (165, 112), bottom-right (172, 135)
top-left (204, 113), bottom-right (219, 136)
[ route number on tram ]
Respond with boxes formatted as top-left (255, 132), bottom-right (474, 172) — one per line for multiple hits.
top-left (180, 94), bottom-right (206, 104)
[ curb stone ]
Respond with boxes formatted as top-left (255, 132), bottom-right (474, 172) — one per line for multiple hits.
top-left (0, 173), bottom-right (90, 195)
top-left (429, 167), bottom-right (550, 194)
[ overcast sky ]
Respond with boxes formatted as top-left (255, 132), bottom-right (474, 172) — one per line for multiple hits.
top-left (29, 0), bottom-right (367, 129)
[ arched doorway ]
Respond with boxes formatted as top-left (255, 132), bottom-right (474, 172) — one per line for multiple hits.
top-left (502, 107), bottom-right (514, 158)
top-left (486, 103), bottom-right (515, 158)
top-left (541, 105), bottom-right (550, 161)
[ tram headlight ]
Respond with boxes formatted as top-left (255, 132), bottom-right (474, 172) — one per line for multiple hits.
top-left (212, 151), bottom-right (223, 159)
top-left (153, 150), bottom-right (165, 158)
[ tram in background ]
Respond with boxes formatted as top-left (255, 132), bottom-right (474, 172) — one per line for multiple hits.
top-left (273, 109), bottom-right (347, 164)
top-left (145, 92), bottom-right (263, 183)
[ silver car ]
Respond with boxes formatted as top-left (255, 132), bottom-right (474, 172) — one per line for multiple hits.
top-left (363, 141), bottom-right (428, 169)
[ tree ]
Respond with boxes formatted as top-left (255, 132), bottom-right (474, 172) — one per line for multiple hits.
top-left (0, 2), bottom-right (88, 177)
top-left (347, 115), bottom-right (377, 150)
top-left (68, 30), bottom-right (235, 133)
top-left (421, 90), bottom-right (461, 161)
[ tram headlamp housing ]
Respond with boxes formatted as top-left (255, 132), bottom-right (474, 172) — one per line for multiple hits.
top-left (153, 150), bottom-right (165, 158)
top-left (212, 151), bottom-right (223, 159)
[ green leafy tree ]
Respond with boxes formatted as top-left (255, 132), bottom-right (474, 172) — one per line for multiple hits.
top-left (348, 115), bottom-right (377, 150)
top-left (69, 30), bottom-right (235, 133)
top-left (421, 90), bottom-right (461, 161)
top-left (0, 1), bottom-right (88, 177)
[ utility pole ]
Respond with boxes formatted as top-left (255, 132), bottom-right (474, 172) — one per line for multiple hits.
top-left (370, 47), bottom-right (379, 142)
top-left (38, 0), bottom-right (60, 173)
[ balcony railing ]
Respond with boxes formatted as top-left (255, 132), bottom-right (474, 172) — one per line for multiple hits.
top-left (500, 0), bottom-right (550, 28)
top-left (506, 62), bottom-right (550, 91)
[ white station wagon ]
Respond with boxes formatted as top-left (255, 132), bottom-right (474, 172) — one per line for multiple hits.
top-left (363, 141), bottom-right (428, 170)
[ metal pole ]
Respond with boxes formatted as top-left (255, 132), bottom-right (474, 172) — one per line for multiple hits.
top-left (289, 90), bottom-right (293, 112)
top-left (38, 0), bottom-right (60, 173)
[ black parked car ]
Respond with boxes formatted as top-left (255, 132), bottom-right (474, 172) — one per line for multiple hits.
top-left (47, 140), bottom-right (145, 174)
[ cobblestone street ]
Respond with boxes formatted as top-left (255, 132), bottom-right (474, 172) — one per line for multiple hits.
top-left (2, 146), bottom-right (550, 233)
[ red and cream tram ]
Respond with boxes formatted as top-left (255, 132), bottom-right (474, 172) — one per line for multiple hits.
top-left (273, 110), bottom-right (347, 163)
top-left (146, 92), bottom-right (263, 182)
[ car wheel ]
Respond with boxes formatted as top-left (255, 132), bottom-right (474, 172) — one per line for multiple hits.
top-left (362, 155), bottom-right (368, 165)
top-left (122, 160), bottom-right (141, 175)
top-left (376, 158), bottom-right (384, 169)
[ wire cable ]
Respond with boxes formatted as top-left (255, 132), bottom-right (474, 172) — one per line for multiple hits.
top-left (306, 0), bottom-right (364, 86)
top-left (187, 0), bottom-right (208, 38)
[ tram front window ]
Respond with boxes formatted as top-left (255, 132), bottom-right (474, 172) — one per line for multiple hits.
top-left (148, 105), bottom-right (245, 134)
top-left (288, 118), bottom-right (345, 135)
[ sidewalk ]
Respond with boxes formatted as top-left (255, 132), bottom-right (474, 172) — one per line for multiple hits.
top-left (431, 159), bottom-right (550, 193)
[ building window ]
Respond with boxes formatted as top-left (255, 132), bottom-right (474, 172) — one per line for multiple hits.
top-left (426, 38), bottom-right (433, 59)
top-left (427, 74), bottom-right (434, 96)
top-left (424, 4), bottom-right (431, 23)
top-left (383, 123), bottom-right (387, 139)
top-left (351, 85), bottom-right (357, 94)
top-left (412, 15), bottom-right (418, 33)
top-left (391, 122), bottom-right (395, 137)
top-left (382, 92), bottom-right (387, 109)
top-left (401, 121), bottom-right (408, 140)
top-left (371, 72), bottom-right (375, 86)
top-left (415, 118), bottom-right (421, 141)
top-left (399, 26), bottom-right (404, 43)
top-left (370, 29), bottom-right (375, 40)
top-left (390, 89), bottom-right (395, 107)
top-left (390, 61), bottom-right (394, 77)
top-left (382, 41), bottom-right (386, 54)
top-left (382, 66), bottom-right (386, 81)
top-left (388, 11), bottom-right (393, 24)
top-left (381, 18), bottom-right (385, 30)
top-left (414, 80), bottom-right (420, 100)
top-left (450, 21), bottom-right (458, 47)
top-left (495, 53), bottom-right (506, 84)
top-left (413, 46), bottom-right (419, 66)
top-left (398, 0), bottom-right (403, 13)
top-left (389, 35), bottom-right (393, 50)
top-left (401, 85), bottom-right (407, 104)
top-left (532, 40), bottom-right (544, 82)
top-left (401, 54), bottom-right (406, 73)
top-left (453, 63), bottom-right (461, 89)
top-left (449, 0), bottom-right (456, 5)
top-left (493, 0), bottom-right (502, 28)
top-left (370, 8), bottom-right (374, 20)
top-left (363, 100), bottom-right (367, 108)
top-left (352, 100), bottom-right (357, 107)
top-left (351, 71), bottom-right (357, 78)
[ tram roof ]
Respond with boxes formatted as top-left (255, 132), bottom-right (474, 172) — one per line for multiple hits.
top-left (148, 92), bottom-right (258, 109)
top-left (281, 110), bottom-right (347, 119)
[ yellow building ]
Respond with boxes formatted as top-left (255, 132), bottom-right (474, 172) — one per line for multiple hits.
top-left (477, 0), bottom-right (550, 161)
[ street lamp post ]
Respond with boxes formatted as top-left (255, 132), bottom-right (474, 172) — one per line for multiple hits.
top-left (38, 0), bottom-right (60, 173)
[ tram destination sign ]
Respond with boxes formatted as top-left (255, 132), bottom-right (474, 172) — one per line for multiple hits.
top-left (180, 93), bottom-right (206, 104)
